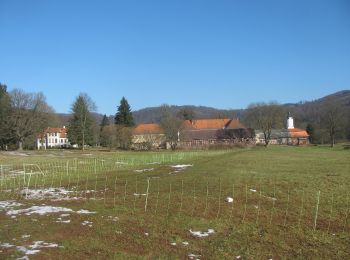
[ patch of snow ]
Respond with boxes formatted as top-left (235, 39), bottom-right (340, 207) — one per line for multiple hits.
top-left (188, 253), bottom-right (201, 259)
top-left (170, 242), bottom-right (176, 246)
top-left (144, 232), bottom-right (149, 236)
top-left (16, 246), bottom-right (40, 255)
top-left (182, 241), bottom-right (189, 246)
top-left (0, 200), bottom-right (23, 210)
top-left (7, 206), bottom-right (73, 216)
top-left (20, 188), bottom-right (74, 200)
top-left (236, 256), bottom-right (241, 259)
top-left (76, 209), bottom-right (96, 214)
top-left (115, 231), bottom-right (123, 234)
top-left (21, 235), bottom-right (30, 239)
top-left (171, 164), bottom-right (192, 169)
top-left (134, 168), bottom-right (154, 173)
top-left (56, 219), bottom-right (71, 224)
top-left (147, 162), bottom-right (160, 165)
top-left (249, 189), bottom-right (257, 193)
top-left (60, 213), bottom-right (70, 217)
top-left (0, 242), bottom-right (15, 248)
top-left (225, 197), bottom-right (233, 203)
top-left (189, 229), bottom-right (215, 238)
top-left (16, 256), bottom-right (29, 260)
top-left (82, 220), bottom-right (93, 227)
top-left (133, 193), bottom-right (147, 196)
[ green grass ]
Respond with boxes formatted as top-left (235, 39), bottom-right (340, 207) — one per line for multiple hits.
top-left (0, 146), bottom-right (349, 259)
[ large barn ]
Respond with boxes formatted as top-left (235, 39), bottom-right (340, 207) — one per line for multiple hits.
top-left (131, 118), bottom-right (255, 150)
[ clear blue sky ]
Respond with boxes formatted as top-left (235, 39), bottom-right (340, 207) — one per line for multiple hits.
top-left (1, 0), bottom-right (349, 115)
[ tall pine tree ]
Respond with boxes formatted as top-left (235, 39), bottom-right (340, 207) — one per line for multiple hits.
top-left (68, 93), bottom-right (96, 150)
top-left (115, 97), bottom-right (134, 126)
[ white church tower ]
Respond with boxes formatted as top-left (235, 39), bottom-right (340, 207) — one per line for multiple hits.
top-left (287, 112), bottom-right (294, 129)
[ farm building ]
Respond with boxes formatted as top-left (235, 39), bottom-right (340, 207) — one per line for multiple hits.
top-left (37, 126), bottom-right (70, 149)
top-left (131, 123), bottom-right (165, 150)
top-left (255, 113), bottom-right (309, 145)
top-left (131, 119), bottom-right (255, 150)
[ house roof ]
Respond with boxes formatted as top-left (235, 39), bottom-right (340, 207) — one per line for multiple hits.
top-left (183, 118), bottom-right (243, 130)
top-left (133, 123), bottom-right (164, 135)
top-left (288, 128), bottom-right (309, 138)
top-left (38, 127), bottom-right (67, 138)
top-left (132, 118), bottom-right (246, 135)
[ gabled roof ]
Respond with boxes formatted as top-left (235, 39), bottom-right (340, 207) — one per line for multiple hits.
top-left (38, 127), bottom-right (67, 138)
top-left (183, 119), bottom-right (232, 130)
top-left (133, 123), bottom-right (164, 135)
top-left (288, 128), bottom-right (309, 138)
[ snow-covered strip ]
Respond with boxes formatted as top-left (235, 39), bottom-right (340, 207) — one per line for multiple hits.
top-left (76, 209), bottom-right (96, 214)
top-left (133, 193), bottom-right (147, 196)
top-left (134, 168), bottom-right (154, 173)
top-left (16, 241), bottom-right (59, 256)
top-left (56, 218), bottom-right (71, 224)
top-left (171, 164), bottom-right (192, 169)
top-left (7, 206), bottom-right (73, 216)
top-left (20, 188), bottom-right (73, 200)
top-left (249, 188), bottom-right (257, 193)
top-left (188, 253), bottom-right (201, 259)
top-left (6, 206), bottom-right (95, 216)
top-left (82, 220), bottom-right (93, 227)
top-left (146, 162), bottom-right (161, 165)
top-left (189, 229), bottom-right (215, 238)
top-left (0, 200), bottom-right (23, 210)
top-left (0, 242), bottom-right (15, 248)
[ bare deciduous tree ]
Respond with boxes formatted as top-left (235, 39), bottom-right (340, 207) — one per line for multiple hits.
top-left (321, 99), bottom-right (344, 147)
top-left (9, 89), bottom-right (54, 150)
top-left (243, 102), bottom-right (284, 147)
top-left (160, 104), bottom-right (183, 150)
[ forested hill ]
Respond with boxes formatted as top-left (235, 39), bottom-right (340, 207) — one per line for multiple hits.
top-left (57, 90), bottom-right (350, 125)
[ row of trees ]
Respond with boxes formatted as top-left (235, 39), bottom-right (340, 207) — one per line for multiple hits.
top-left (67, 94), bottom-right (135, 150)
top-left (0, 83), bottom-right (57, 150)
top-left (0, 82), bottom-right (348, 150)
top-left (242, 100), bottom-right (350, 147)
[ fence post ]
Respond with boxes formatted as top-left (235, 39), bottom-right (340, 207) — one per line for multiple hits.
top-left (144, 178), bottom-right (150, 212)
top-left (313, 190), bottom-right (321, 231)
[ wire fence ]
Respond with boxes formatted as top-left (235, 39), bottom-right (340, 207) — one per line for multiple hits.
top-left (0, 158), bottom-right (349, 234)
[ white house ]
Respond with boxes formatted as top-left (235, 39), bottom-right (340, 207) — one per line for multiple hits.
top-left (37, 126), bottom-right (70, 149)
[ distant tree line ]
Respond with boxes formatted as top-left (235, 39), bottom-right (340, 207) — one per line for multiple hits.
top-left (0, 82), bottom-right (348, 150)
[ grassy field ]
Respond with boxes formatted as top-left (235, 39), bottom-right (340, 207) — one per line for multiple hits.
top-left (0, 146), bottom-right (349, 259)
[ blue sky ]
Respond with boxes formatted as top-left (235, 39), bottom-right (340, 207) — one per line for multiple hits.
top-left (0, 0), bottom-right (349, 115)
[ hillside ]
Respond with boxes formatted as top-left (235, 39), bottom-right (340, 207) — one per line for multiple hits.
top-left (55, 90), bottom-right (350, 125)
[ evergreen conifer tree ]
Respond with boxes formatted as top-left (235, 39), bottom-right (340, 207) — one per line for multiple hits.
top-left (115, 97), bottom-right (134, 126)
top-left (68, 93), bottom-right (96, 150)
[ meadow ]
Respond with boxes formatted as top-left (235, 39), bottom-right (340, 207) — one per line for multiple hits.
top-left (0, 146), bottom-right (349, 259)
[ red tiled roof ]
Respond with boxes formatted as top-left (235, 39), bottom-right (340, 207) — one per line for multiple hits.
top-left (183, 119), bottom-right (232, 130)
top-left (226, 119), bottom-right (246, 129)
top-left (288, 128), bottom-right (309, 138)
top-left (38, 127), bottom-right (67, 138)
top-left (133, 123), bottom-right (164, 135)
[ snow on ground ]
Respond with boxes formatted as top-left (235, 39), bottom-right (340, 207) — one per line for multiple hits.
top-left (82, 220), bottom-right (93, 227)
top-left (1, 241), bottom-right (59, 258)
top-left (225, 197), bottom-right (233, 203)
top-left (134, 168), bottom-right (154, 173)
top-left (133, 193), bottom-right (147, 196)
top-left (76, 209), bottom-right (96, 214)
top-left (0, 200), bottom-right (23, 210)
top-left (20, 188), bottom-right (77, 200)
top-left (189, 229), bottom-right (215, 238)
top-left (171, 164), bottom-right (193, 170)
top-left (188, 253), bottom-right (201, 259)
top-left (6, 205), bottom-right (96, 216)
top-left (7, 206), bottom-right (73, 216)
